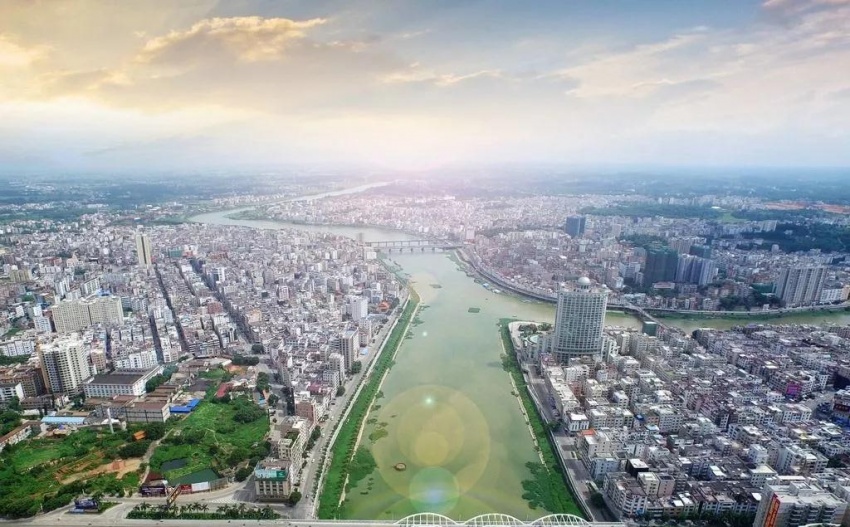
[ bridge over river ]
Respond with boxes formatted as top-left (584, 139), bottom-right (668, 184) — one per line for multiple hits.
top-left (367, 239), bottom-right (464, 253)
top-left (19, 511), bottom-right (624, 527)
top-left (293, 513), bottom-right (624, 527)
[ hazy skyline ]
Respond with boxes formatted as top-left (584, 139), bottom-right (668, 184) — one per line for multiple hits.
top-left (2, 0), bottom-right (850, 172)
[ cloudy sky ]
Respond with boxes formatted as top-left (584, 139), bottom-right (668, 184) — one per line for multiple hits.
top-left (2, 0), bottom-right (850, 173)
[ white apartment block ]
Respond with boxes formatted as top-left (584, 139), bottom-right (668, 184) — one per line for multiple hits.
top-left (0, 338), bottom-right (35, 357)
top-left (38, 334), bottom-right (91, 394)
top-left (0, 381), bottom-right (24, 403)
top-left (114, 350), bottom-right (158, 371)
top-left (52, 295), bottom-right (124, 334)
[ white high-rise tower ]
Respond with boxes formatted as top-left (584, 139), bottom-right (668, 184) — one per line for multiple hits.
top-left (552, 277), bottom-right (608, 363)
top-left (38, 334), bottom-right (92, 394)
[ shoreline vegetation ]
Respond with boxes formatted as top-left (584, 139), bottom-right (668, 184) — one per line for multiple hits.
top-left (317, 289), bottom-right (420, 519)
top-left (498, 318), bottom-right (584, 517)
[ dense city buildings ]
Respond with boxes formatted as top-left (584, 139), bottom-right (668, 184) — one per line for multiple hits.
top-left (753, 477), bottom-right (847, 527)
top-left (1, 178), bottom-right (850, 523)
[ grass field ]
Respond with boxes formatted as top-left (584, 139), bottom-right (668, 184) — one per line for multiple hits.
top-left (150, 396), bottom-right (269, 482)
top-left (199, 368), bottom-right (229, 381)
top-left (0, 428), bottom-right (148, 518)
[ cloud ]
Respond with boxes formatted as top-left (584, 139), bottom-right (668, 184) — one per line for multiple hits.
top-left (380, 64), bottom-right (508, 87)
top-left (0, 34), bottom-right (47, 67)
top-left (137, 16), bottom-right (327, 64)
top-left (0, 1), bottom-right (849, 168)
top-left (15, 15), bottom-right (406, 116)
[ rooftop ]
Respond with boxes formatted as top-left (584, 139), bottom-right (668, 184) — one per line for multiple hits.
top-left (88, 372), bottom-right (144, 385)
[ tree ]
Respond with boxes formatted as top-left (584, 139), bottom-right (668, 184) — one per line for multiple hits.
top-left (231, 397), bottom-right (265, 423)
top-left (287, 490), bottom-right (302, 506)
top-left (143, 422), bottom-right (166, 441)
top-left (590, 492), bottom-right (606, 508)
top-left (251, 343), bottom-right (265, 354)
top-left (267, 394), bottom-right (279, 407)
top-left (227, 447), bottom-right (250, 466)
top-left (118, 439), bottom-right (152, 458)
top-left (235, 466), bottom-right (253, 482)
top-left (232, 354), bottom-right (259, 366)
top-left (350, 360), bottom-right (362, 374)
top-left (336, 385), bottom-right (345, 397)
top-left (7, 396), bottom-right (21, 412)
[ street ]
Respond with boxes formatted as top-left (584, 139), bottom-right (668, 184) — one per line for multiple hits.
top-left (265, 295), bottom-right (409, 519)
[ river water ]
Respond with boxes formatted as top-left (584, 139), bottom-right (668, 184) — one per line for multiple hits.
top-left (191, 206), bottom-right (850, 519)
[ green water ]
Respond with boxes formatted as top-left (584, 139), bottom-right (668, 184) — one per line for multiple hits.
top-left (343, 254), bottom-right (643, 519)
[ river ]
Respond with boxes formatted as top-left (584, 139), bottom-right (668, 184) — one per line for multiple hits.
top-left (190, 205), bottom-right (850, 519)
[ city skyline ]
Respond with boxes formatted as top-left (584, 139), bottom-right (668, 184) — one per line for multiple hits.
top-left (2, 0), bottom-right (850, 172)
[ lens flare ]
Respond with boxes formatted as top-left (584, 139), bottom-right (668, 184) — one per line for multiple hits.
top-left (409, 467), bottom-right (460, 513)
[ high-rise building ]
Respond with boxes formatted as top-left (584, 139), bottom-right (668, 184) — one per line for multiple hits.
top-left (643, 246), bottom-right (679, 286)
top-left (348, 296), bottom-right (368, 322)
top-left (753, 477), bottom-right (846, 527)
top-left (667, 236), bottom-right (703, 255)
top-left (774, 266), bottom-right (827, 307)
top-left (338, 329), bottom-right (359, 372)
top-left (675, 255), bottom-right (717, 286)
top-left (552, 277), bottom-right (608, 363)
top-left (689, 244), bottom-right (712, 259)
top-left (38, 334), bottom-right (92, 394)
top-left (565, 216), bottom-right (587, 238)
top-left (135, 234), bottom-right (153, 267)
top-left (52, 295), bottom-right (124, 333)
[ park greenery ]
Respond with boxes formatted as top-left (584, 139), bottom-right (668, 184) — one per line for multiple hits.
top-left (145, 364), bottom-right (177, 392)
top-left (0, 428), bottom-right (147, 518)
top-left (0, 354), bottom-right (29, 366)
top-left (740, 222), bottom-right (850, 253)
top-left (128, 502), bottom-right (279, 520)
top-left (150, 395), bottom-right (269, 482)
top-left (318, 293), bottom-right (418, 519)
top-left (0, 409), bottom-right (22, 436)
top-left (500, 320), bottom-right (584, 516)
top-left (256, 372), bottom-right (271, 393)
top-left (582, 203), bottom-right (724, 220)
top-left (231, 353), bottom-right (260, 366)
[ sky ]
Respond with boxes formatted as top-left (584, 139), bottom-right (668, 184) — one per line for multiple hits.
top-left (2, 0), bottom-right (850, 173)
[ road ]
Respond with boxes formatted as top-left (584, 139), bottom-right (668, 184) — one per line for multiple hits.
top-left (266, 295), bottom-right (409, 518)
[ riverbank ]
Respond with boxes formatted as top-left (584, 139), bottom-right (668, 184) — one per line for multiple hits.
top-left (224, 211), bottom-right (428, 241)
top-left (317, 290), bottom-right (420, 519)
top-left (456, 247), bottom-right (850, 330)
top-left (498, 318), bottom-right (583, 517)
